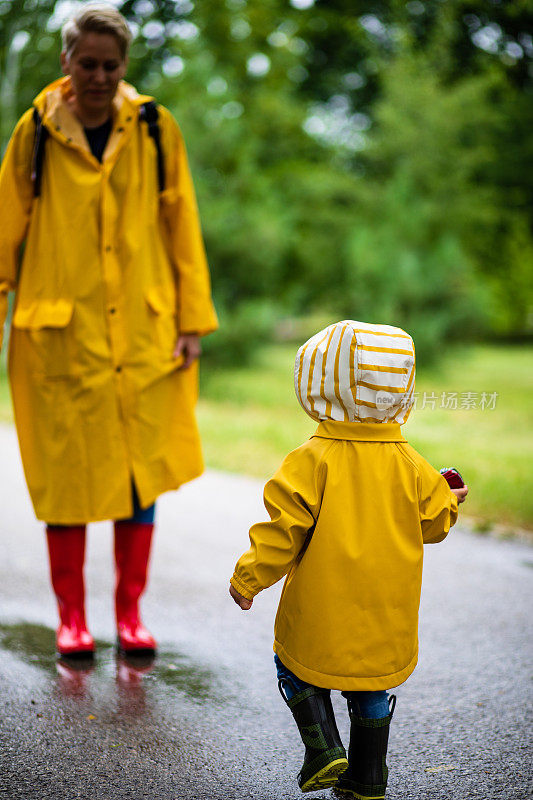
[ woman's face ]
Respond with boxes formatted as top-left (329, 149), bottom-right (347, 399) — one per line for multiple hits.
top-left (61, 32), bottom-right (127, 120)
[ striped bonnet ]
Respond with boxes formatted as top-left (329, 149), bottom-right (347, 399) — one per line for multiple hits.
top-left (294, 320), bottom-right (416, 424)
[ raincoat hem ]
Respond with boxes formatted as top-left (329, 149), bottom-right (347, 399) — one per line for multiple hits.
top-left (33, 472), bottom-right (202, 525)
top-left (273, 641), bottom-right (418, 691)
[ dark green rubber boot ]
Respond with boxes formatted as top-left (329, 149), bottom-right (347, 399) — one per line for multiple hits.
top-left (334, 695), bottom-right (396, 800)
top-left (279, 682), bottom-right (349, 793)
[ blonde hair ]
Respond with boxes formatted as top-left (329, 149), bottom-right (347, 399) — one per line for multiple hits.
top-left (62, 3), bottom-right (132, 59)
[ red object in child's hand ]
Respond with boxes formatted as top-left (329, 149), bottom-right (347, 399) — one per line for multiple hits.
top-left (440, 467), bottom-right (465, 489)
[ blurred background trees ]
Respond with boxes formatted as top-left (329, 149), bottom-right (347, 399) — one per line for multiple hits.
top-left (1, 0), bottom-right (532, 362)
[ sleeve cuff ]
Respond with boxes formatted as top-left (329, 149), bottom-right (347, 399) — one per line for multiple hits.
top-left (230, 573), bottom-right (257, 601)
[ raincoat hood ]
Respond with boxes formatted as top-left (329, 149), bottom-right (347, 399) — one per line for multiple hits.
top-left (33, 76), bottom-right (152, 119)
top-left (295, 320), bottom-right (416, 425)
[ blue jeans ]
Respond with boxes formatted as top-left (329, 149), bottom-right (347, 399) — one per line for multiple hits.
top-left (275, 654), bottom-right (390, 719)
top-left (119, 483), bottom-right (155, 524)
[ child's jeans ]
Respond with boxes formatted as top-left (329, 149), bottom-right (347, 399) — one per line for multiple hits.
top-left (275, 654), bottom-right (390, 718)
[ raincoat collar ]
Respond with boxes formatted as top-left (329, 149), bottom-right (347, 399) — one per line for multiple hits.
top-left (312, 420), bottom-right (406, 442)
top-left (32, 77), bottom-right (153, 166)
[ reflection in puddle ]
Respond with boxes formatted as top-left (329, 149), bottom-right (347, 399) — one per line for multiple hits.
top-left (56, 657), bottom-right (95, 697)
top-left (0, 622), bottom-right (218, 705)
top-left (115, 653), bottom-right (155, 715)
top-left (117, 652), bottom-right (155, 685)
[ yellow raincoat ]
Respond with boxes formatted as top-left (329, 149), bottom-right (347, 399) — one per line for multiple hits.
top-left (0, 78), bottom-right (217, 524)
top-left (231, 321), bottom-right (458, 691)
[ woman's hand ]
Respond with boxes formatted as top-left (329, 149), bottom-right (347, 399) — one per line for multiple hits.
top-left (452, 486), bottom-right (469, 504)
top-left (229, 584), bottom-right (253, 610)
top-left (173, 334), bottom-right (201, 369)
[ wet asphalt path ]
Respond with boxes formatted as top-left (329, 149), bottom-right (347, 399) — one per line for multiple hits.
top-left (0, 423), bottom-right (532, 800)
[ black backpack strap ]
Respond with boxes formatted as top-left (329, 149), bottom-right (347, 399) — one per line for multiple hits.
top-left (139, 101), bottom-right (165, 192)
top-left (31, 107), bottom-right (49, 198)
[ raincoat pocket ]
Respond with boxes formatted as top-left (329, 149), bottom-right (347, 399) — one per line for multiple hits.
top-left (12, 298), bottom-right (75, 378)
top-left (13, 299), bottom-right (73, 330)
top-left (144, 286), bottom-right (178, 361)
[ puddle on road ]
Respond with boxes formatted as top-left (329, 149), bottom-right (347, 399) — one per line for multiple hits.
top-left (0, 621), bottom-right (218, 707)
top-left (150, 650), bottom-right (214, 701)
top-left (0, 621), bottom-right (60, 673)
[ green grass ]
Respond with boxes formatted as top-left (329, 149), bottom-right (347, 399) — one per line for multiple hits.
top-left (198, 345), bottom-right (316, 477)
top-left (404, 344), bottom-right (533, 532)
top-left (0, 364), bottom-right (11, 424)
top-left (1, 344), bottom-right (532, 530)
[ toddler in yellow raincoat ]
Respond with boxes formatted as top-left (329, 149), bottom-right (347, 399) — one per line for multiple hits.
top-left (229, 320), bottom-right (468, 798)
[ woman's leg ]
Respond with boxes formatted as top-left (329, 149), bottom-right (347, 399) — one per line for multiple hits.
top-left (114, 484), bottom-right (156, 653)
top-left (275, 655), bottom-right (348, 792)
top-left (46, 525), bottom-right (94, 656)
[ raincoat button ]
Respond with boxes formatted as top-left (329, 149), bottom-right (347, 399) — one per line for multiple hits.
top-left (116, 366), bottom-right (122, 373)
top-left (117, 127), bottom-right (124, 133)
top-left (105, 245), bottom-right (112, 252)
top-left (109, 307), bottom-right (116, 314)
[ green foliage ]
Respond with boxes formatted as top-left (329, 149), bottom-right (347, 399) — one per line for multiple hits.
top-left (333, 50), bottom-right (500, 359)
top-left (487, 215), bottom-right (533, 335)
top-left (1, 0), bottom-right (532, 363)
top-left (343, 186), bottom-right (486, 362)
top-left (201, 299), bottom-right (280, 367)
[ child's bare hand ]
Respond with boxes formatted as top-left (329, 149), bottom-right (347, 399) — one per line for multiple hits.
top-left (452, 485), bottom-right (468, 504)
top-left (229, 584), bottom-right (253, 610)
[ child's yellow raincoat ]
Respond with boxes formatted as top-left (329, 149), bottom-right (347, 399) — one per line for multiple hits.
top-left (231, 321), bottom-right (458, 690)
top-left (0, 78), bottom-right (217, 524)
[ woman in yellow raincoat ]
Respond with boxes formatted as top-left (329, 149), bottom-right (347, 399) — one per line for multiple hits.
top-left (0, 4), bottom-right (217, 656)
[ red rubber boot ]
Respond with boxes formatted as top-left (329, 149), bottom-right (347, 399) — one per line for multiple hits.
top-left (46, 526), bottom-right (95, 656)
top-left (114, 521), bottom-right (157, 653)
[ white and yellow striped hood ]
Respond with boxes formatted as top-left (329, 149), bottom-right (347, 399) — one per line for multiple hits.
top-left (294, 320), bottom-right (416, 424)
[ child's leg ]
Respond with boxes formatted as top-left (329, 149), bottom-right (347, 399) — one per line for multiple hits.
top-left (274, 655), bottom-right (348, 792)
top-left (336, 690), bottom-right (396, 799)
top-left (344, 690), bottom-right (390, 719)
top-left (274, 654), bottom-right (314, 699)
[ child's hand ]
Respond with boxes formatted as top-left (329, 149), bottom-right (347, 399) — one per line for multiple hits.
top-left (229, 584), bottom-right (253, 610)
top-left (452, 485), bottom-right (468, 504)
